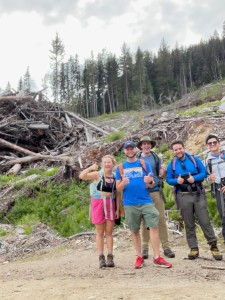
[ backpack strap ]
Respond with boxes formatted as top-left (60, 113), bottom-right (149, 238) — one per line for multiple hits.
top-left (118, 163), bottom-right (124, 179)
top-left (150, 151), bottom-right (160, 176)
top-left (139, 159), bottom-right (147, 173)
top-left (136, 151), bottom-right (159, 175)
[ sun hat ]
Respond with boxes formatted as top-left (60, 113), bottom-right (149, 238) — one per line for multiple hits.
top-left (123, 141), bottom-right (136, 149)
top-left (136, 136), bottom-right (156, 149)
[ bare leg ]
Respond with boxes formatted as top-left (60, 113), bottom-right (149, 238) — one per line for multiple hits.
top-left (95, 223), bottom-right (105, 254)
top-left (131, 231), bottom-right (142, 257)
top-left (149, 227), bottom-right (160, 258)
top-left (105, 220), bottom-right (114, 254)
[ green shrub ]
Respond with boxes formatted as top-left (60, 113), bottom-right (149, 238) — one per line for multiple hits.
top-left (104, 131), bottom-right (125, 142)
top-left (160, 143), bottom-right (169, 153)
top-left (5, 180), bottom-right (92, 237)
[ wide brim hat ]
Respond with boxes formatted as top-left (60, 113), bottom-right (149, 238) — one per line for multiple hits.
top-left (137, 136), bottom-right (156, 149)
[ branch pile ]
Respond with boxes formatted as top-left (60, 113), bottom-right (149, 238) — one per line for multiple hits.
top-left (0, 94), bottom-right (111, 173)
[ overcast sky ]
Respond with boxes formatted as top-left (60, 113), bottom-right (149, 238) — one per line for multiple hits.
top-left (0, 0), bottom-right (224, 91)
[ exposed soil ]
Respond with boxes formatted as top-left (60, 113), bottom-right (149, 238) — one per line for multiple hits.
top-left (1, 228), bottom-right (225, 300)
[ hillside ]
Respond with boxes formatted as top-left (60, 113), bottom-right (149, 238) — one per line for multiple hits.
top-left (1, 82), bottom-right (225, 299)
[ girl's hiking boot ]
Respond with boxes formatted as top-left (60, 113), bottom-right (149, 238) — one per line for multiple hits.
top-left (153, 256), bottom-right (172, 268)
top-left (210, 242), bottom-right (223, 260)
top-left (142, 249), bottom-right (149, 259)
top-left (164, 248), bottom-right (175, 258)
top-left (106, 254), bottom-right (115, 267)
top-left (134, 256), bottom-right (144, 269)
top-left (188, 248), bottom-right (199, 260)
top-left (99, 254), bottom-right (106, 268)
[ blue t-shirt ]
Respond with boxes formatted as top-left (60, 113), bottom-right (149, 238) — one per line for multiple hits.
top-left (116, 160), bottom-right (153, 206)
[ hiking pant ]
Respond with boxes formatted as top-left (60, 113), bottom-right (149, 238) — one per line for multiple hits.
top-left (215, 188), bottom-right (225, 242)
top-left (141, 191), bottom-right (170, 250)
top-left (177, 192), bottom-right (216, 249)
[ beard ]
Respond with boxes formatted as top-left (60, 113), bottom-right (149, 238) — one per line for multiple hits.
top-left (125, 153), bottom-right (136, 158)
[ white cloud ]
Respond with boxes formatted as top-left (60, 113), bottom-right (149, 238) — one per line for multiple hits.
top-left (0, 0), bottom-right (224, 90)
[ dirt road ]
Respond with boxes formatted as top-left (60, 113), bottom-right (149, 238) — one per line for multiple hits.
top-left (0, 228), bottom-right (225, 300)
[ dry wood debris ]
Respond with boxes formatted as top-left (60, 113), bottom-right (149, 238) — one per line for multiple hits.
top-left (0, 93), bottom-right (113, 174)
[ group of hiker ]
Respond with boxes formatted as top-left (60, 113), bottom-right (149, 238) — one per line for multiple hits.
top-left (79, 134), bottom-right (225, 269)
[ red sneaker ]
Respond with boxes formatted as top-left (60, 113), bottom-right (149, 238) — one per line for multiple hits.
top-left (153, 256), bottom-right (172, 268)
top-left (134, 256), bottom-right (144, 269)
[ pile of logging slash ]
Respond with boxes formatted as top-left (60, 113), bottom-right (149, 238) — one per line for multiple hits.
top-left (0, 93), bottom-right (115, 176)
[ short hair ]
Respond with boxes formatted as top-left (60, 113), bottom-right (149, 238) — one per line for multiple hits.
top-left (205, 134), bottom-right (220, 144)
top-left (170, 140), bottom-right (184, 149)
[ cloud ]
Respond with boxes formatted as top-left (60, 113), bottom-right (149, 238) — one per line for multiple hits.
top-left (0, 0), bottom-right (224, 89)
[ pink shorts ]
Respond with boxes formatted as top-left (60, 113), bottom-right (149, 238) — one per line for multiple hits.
top-left (91, 197), bottom-right (116, 224)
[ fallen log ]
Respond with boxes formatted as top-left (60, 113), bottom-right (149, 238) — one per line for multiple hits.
top-left (7, 163), bottom-right (21, 175)
top-left (0, 137), bottom-right (39, 156)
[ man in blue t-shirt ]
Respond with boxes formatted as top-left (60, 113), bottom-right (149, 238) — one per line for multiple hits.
top-left (116, 141), bottom-right (172, 269)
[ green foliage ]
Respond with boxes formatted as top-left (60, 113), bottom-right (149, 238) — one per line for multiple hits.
top-left (178, 100), bottom-right (222, 118)
top-left (160, 143), bottom-right (169, 153)
top-left (206, 192), bottom-right (221, 227)
top-left (0, 174), bottom-right (16, 186)
top-left (104, 131), bottom-right (125, 142)
top-left (0, 228), bottom-right (7, 237)
top-left (4, 180), bottom-right (92, 237)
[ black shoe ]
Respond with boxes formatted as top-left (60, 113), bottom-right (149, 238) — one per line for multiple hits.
top-left (164, 248), bottom-right (175, 258)
top-left (142, 249), bottom-right (149, 259)
top-left (99, 254), bottom-right (106, 268)
top-left (188, 248), bottom-right (199, 260)
top-left (106, 254), bottom-right (115, 267)
top-left (210, 242), bottom-right (223, 261)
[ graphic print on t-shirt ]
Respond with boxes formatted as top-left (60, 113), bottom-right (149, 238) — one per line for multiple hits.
top-left (123, 167), bottom-right (143, 178)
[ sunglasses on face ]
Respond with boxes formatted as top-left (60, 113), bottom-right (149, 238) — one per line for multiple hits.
top-left (207, 141), bottom-right (218, 146)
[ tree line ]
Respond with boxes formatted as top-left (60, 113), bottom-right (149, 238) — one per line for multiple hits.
top-left (2, 22), bottom-right (225, 118)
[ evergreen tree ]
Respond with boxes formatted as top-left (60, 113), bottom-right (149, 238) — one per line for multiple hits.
top-left (49, 32), bottom-right (65, 103)
top-left (23, 66), bottom-right (31, 93)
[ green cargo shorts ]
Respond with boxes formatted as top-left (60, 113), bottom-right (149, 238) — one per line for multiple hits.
top-left (124, 204), bottom-right (159, 232)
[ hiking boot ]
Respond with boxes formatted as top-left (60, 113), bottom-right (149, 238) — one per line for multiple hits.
top-left (164, 248), bottom-right (175, 258)
top-left (153, 256), bottom-right (172, 268)
top-left (210, 242), bottom-right (223, 261)
top-left (188, 248), bottom-right (199, 260)
top-left (99, 254), bottom-right (106, 268)
top-left (142, 249), bottom-right (149, 259)
top-left (134, 256), bottom-right (144, 269)
top-left (106, 254), bottom-right (115, 267)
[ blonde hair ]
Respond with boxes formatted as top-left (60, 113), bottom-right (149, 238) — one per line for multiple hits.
top-left (101, 155), bottom-right (116, 166)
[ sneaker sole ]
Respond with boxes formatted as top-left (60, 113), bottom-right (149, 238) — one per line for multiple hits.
top-left (134, 263), bottom-right (144, 269)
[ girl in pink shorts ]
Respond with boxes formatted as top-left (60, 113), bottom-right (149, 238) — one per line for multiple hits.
top-left (79, 155), bottom-right (121, 268)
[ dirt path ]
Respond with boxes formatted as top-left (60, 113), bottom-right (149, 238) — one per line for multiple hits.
top-left (1, 229), bottom-right (225, 300)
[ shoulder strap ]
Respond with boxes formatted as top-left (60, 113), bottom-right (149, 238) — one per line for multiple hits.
top-left (172, 153), bottom-right (199, 176)
top-left (139, 159), bottom-right (147, 172)
top-left (150, 151), bottom-right (160, 176)
top-left (118, 163), bottom-right (123, 178)
top-left (208, 158), bottom-right (213, 174)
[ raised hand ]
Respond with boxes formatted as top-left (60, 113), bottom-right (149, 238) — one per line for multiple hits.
top-left (177, 174), bottom-right (184, 184)
top-left (187, 173), bottom-right (194, 184)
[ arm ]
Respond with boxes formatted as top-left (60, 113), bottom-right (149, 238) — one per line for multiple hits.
top-left (115, 165), bottom-right (129, 192)
top-left (79, 163), bottom-right (99, 181)
top-left (166, 162), bottom-right (179, 186)
top-left (191, 157), bottom-right (207, 182)
top-left (159, 157), bottom-right (166, 179)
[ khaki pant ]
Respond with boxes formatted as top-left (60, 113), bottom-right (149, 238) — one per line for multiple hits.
top-left (141, 191), bottom-right (170, 250)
